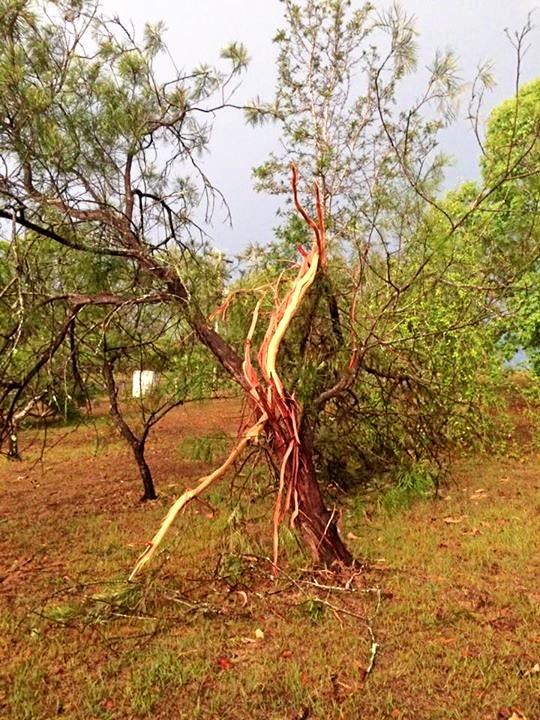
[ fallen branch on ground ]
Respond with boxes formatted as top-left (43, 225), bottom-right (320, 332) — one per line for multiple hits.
top-left (128, 414), bottom-right (267, 581)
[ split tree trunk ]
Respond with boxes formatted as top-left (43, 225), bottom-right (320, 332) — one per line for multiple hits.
top-left (295, 465), bottom-right (353, 566)
top-left (276, 419), bottom-right (352, 566)
top-left (130, 166), bottom-right (354, 573)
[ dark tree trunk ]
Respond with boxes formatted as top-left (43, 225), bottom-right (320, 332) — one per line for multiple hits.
top-left (133, 442), bottom-right (157, 501)
top-left (295, 461), bottom-right (352, 567)
top-left (102, 353), bottom-right (158, 502)
top-left (68, 319), bottom-right (87, 405)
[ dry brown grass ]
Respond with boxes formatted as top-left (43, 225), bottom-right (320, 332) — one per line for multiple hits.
top-left (0, 399), bottom-right (538, 719)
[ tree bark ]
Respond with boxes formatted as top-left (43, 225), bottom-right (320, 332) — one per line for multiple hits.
top-left (7, 425), bottom-right (21, 461)
top-left (133, 441), bottom-right (157, 501)
top-left (102, 354), bottom-right (158, 501)
top-left (295, 463), bottom-right (353, 566)
top-left (292, 420), bottom-right (352, 566)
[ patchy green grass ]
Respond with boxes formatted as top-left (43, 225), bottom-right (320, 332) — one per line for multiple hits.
top-left (0, 402), bottom-right (538, 719)
top-left (178, 430), bottom-right (230, 464)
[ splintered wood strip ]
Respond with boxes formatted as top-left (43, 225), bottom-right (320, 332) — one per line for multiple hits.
top-left (258, 165), bottom-right (327, 568)
top-left (242, 298), bottom-right (263, 402)
top-left (291, 164), bottom-right (320, 240)
top-left (258, 165), bottom-right (325, 396)
top-left (261, 253), bottom-right (319, 397)
top-left (129, 414), bottom-right (267, 581)
top-left (273, 439), bottom-right (295, 570)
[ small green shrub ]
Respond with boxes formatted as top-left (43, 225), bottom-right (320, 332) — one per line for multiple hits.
top-left (43, 602), bottom-right (80, 624)
top-left (298, 598), bottom-right (326, 624)
top-left (379, 462), bottom-right (437, 514)
top-left (86, 583), bottom-right (143, 622)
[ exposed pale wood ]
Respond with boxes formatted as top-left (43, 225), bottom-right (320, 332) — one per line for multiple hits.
top-left (129, 414), bottom-right (267, 581)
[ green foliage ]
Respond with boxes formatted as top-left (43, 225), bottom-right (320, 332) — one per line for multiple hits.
top-left (87, 584), bottom-right (144, 622)
top-left (479, 79), bottom-right (540, 371)
top-left (252, 0), bottom-right (459, 246)
top-left (43, 602), bottom-right (80, 624)
top-left (234, 182), bottom-right (507, 489)
top-left (220, 41), bottom-right (250, 73)
top-left (482, 79), bottom-right (539, 188)
top-left (0, 0), bottom-right (244, 455)
top-left (298, 597), bottom-right (326, 623)
top-left (504, 269), bottom-right (540, 374)
top-left (239, 0), bottom-right (534, 492)
top-left (127, 650), bottom-right (208, 715)
top-left (217, 553), bottom-right (248, 586)
top-left (178, 430), bottom-right (229, 463)
top-left (378, 462), bottom-right (437, 514)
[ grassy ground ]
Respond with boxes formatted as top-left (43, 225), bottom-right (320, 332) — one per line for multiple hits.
top-left (0, 399), bottom-right (538, 719)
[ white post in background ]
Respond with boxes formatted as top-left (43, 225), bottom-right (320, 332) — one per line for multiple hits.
top-left (132, 370), bottom-right (157, 398)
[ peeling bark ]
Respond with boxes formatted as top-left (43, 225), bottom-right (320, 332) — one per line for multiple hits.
top-left (129, 166), bottom-right (353, 579)
top-left (292, 419), bottom-right (352, 566)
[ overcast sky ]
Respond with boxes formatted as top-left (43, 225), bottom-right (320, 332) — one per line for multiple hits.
top-left (107, 0), bottom-right (539, 254)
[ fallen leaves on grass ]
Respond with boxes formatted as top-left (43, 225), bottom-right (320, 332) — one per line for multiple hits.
top-left (330, 673), bottom-right (355, 700)
top-left (216, 656), bottom-right (234, 671)
top-left (443, 516), bottom-right (465, 524)
top-left (497, 709), bottom-right (528, 720)
top-left (235, 590), bottom-right (248, 607)
top-left (488, 608), bottom-right (520, 631)
top-left (470, 488), bottom-right (488, 499)
top-left (521, 662), bottom-right (540, 677)
top-left (438, 636), bottom-right (457, 646)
